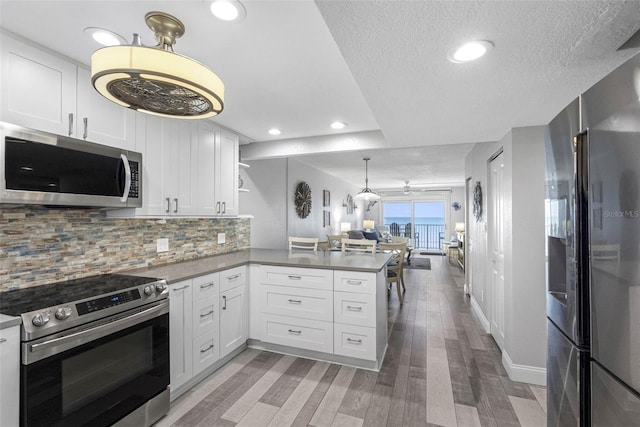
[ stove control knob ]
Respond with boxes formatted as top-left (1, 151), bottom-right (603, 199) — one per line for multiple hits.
top-left (155, 283), bottom-right (167, 293)
top-left (32, 312), bottom-right (50, 327)
top-left (55, 307), bottom-right (72, 320)
top-left (144, 285), bottom-right (154, 296)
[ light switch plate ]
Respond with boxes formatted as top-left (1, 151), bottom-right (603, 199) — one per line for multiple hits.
top-left (217, 233), bottom-right (226, 244)
top-left (157, 238), bottom-right (169, 253)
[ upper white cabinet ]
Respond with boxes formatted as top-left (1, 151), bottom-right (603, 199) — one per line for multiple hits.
top-left (1, 34), bottom-right (76, 135)
top-left (197, 120), bottom-right (239, 216)
top-left (135, 115), bottom-right (198, 216)
top-left (1, 34), bottom-right (136, 149)
top-left (76, 67), bottom-right (136, 150)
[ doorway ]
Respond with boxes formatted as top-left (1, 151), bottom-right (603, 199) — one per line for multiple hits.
top-left (488, 151), bottom-right (506, 350)
top-left (382, 200), bottom-right (446, 250)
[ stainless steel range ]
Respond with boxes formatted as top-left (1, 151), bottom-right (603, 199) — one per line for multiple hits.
top-left (0, 274), bottom-right (170, 427)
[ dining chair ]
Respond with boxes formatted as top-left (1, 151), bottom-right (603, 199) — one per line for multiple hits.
top-left (341, 238), bottom-right (376, 254)
top-left (327, 234), bottom-right (346, 249)
top-left (288, 236), bottom-right (319, 251)
top-left (379, 242), bottom-right (407, 304)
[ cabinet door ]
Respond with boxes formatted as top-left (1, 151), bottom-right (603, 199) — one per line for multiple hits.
top-left (168, 120), bottom-right (198, 215)
top-left (216, 129), bottom-right (239, 216)
top-left (76, 67), bottom-right (136, 150)
top-left (169, 280), bottom-right (193, 391)
top-left (136, 115), bottom-right (170, 216)
top-left (0, 325), bottom-right (19, 427)
top-left (1, 34), bottom-right (76, 136)
top-left (219, 285), bottom-right (247, 358)
top-left (197, 120), bottom-right (219, 215)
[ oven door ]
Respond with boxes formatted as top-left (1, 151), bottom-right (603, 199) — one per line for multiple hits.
top-left (21, 301), bottom-right (169, 427)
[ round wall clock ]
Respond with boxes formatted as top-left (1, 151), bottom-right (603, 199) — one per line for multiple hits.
top-left (295, 181), bottom-right (312, 218)
top-left (473, 181), bottom-right (483, 221)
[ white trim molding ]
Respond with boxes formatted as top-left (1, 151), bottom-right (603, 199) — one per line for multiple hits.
top-left (470, 295), bottom-right (490, 333)
top-left (502, 350), bottom-right (546, 386)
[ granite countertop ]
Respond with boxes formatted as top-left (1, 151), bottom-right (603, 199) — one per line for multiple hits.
top-left (125, 248), bottom-right (391, 284)
top-left (0, 313), bottom-right (21, 330)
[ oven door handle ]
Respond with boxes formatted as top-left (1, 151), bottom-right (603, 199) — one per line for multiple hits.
top-left (24, 301), bottom-right (169, 365)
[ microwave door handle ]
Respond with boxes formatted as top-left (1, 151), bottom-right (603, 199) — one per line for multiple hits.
top-left (120, 154), bottom-right (131, 203)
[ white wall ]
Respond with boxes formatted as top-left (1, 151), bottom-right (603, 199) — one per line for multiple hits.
top-left (239, 157), bottom-right (361, 249)
top-left (464, 126), bottom-right (547, 385)
top-left (450, 185), bottom-right (465, 234)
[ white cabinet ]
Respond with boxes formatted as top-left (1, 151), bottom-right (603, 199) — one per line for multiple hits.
top-left (135, 115), bottom-right (198, 216)
top-left (219, 266), bottom-right (248, 359)
top-left (197, 120), bottom-right (239, 216)
top-left (191, 273), bottom-right (220, 376)
top-left (168, 280), bottom-right (193, 391)
top-left (1, 34), bottom-right (77, 136)
top-left (1, 34), bottom-right (136, 148)
top-left (0, 325), bottom-right (19, 427)
top-left (76, 67), bottom-right (136, 150)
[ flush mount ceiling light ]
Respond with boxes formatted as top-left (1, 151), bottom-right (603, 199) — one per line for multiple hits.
top-left (354, 157), bottom-right (381, 201)
top-left (83, 27), bottom-right (127, 46)
top-left (268, 128), bottom-right (282, 136)
top-left (91, 11), bottom-right (224, 119)
top-left (210, 0), bottom-right (246, 22)
top-left (330, 121), bottom-right (347, 130)
top-left (448, 40), bottom-right (494, 63)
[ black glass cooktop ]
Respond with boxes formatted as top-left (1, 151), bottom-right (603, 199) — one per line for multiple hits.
top-left (0, 274), bottom-right (161, 316)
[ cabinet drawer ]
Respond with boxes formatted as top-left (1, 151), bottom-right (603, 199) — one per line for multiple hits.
top-left (334, 324), bottom-right (376, 361)
top-left (261, 266), bottom-right (333, 291)
top-left (220, 266), bottom-right (247, 293)
top-left (262, 314), bottom-right (333, 354)
top-left (192, 296), bottom-right (219, 338)
top-left (334, 271), bottom-right (376, 294)
top-left (192, 331), bottom-right (219, 375)
top-left (262, 285), bottom-right (332, 322)
top-left (334, 292), bottom-right (376, 327)
top-left (192, 273), bottom-right (219, 301)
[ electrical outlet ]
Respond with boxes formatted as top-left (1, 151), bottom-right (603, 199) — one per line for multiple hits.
top-left (218, 232), bottom-right (226, 244)
top-left (157, 238), bottom-right (169, 253)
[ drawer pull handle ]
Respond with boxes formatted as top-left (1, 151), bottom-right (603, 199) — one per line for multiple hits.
top-left (200, 344), bottom-right (214, 353)
top-left (200, 282), bottom-right (215, 289)
top-left (200, 310), bottom-right (214, 318)
top-left (172, 285), bottom-right (190, 291)
top-left (288, 275), bottom-right (302, 280)
top-left (347, 305), bottom-right (362, 311)
top-left (288, 299), bottom-right (302, 304)
top-left (288, 329), bottom-right (302, 335)
top-left (227, 274), bottom-right (240, 281)
top-left (347, 280), bottom-right (363, 285)
top-left (0, 338), bottom-right (6, 344)
top-left (347, 338), bottom-right (362, 344)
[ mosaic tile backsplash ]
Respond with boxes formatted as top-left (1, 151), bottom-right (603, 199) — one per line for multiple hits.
top-left (0, 205), bottom-right (250, 291)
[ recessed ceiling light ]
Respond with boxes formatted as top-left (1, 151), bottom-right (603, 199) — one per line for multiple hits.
top-left (268, 128), bottom-right (282, 136)
top-left (83, 27), bottom-right (127, 46)
top-left (330, 121), bottom-right (347, 130)
top-left (448, 40), bottom-right (494, 63)
top-left (210, 0), bottom-right (246, 22)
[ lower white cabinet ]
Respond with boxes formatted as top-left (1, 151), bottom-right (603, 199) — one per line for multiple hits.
top-left (262, 313), bottom-right (334, 353)
top-left (220, 283), bottom-right (247, 359)
top-left (169, 280), bottom-right (193, 392)
top-left (0, 325), bottom-right (19, 427)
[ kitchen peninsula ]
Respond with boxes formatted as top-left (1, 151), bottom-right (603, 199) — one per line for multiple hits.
top-left (126, 248), bottom-right (392, 398)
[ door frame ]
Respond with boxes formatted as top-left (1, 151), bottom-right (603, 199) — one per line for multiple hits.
top-left (488, 148), bottom-right (506, 350)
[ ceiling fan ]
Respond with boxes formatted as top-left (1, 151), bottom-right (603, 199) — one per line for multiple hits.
top-left (403, 180), bottom-right (411, 195)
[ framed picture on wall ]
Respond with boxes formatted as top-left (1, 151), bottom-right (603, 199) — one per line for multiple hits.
top-left (323, 210), bottom-right (331, 227)
top-left (323, 190), bottom-right (330, 207)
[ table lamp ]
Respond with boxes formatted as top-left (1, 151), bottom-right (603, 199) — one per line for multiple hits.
top-left (363, 220), bottom-right (374, 231)
top-left (455, 222), bottom-right (465, 233)
top-left (341, 222), bottom-right (351, 233)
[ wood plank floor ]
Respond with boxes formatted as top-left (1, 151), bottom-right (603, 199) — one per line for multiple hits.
top-left (156, 256), bottom-right (546, 427)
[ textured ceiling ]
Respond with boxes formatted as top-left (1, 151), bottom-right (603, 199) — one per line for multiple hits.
top-left (1, 1), bottom-right (640, 189)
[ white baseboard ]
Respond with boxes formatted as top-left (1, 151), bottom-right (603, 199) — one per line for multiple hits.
top-left (502, 350), bottom-right (547, 386)
top-left (469, 295), bottom-right (490, 333)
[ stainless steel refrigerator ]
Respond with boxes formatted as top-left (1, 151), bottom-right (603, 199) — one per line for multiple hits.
top-left (546, 52), bottom-right (640, 426)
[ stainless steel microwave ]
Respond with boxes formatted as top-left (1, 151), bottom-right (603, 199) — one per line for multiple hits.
top-left (1, 122), bottom-right (141, 208)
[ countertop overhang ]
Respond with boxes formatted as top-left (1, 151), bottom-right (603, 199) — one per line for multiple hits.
top-left (125, 248), bottom-right (392, 284)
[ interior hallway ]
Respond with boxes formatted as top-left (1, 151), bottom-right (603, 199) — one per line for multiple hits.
top-left (156, 256), bottom-right (546, 427)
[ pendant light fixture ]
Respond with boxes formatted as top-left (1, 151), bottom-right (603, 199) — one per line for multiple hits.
top-left (91, 11), bottom-right (224, 119)
top-left (354, 157), bottom-right (380, 201)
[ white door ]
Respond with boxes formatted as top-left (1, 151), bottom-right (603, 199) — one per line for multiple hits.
top-left (489, 152), bottom-right (506, 350)
top-left (465, 178), bottom-right (473, 295)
